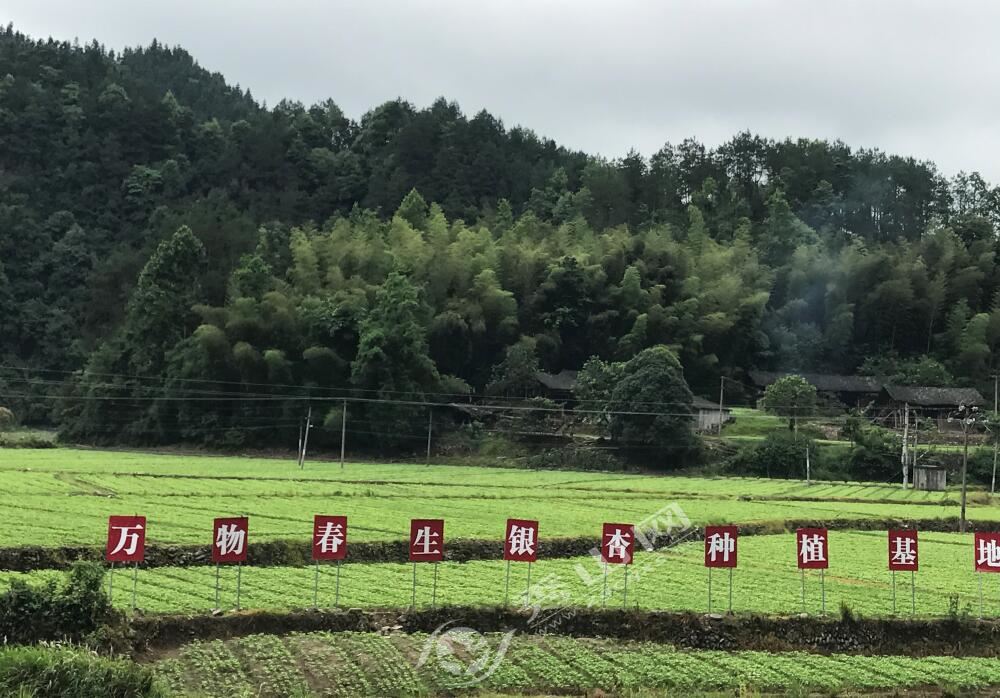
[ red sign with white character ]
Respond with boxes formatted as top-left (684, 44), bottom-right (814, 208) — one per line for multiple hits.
top-left (410, 519), bottom-right (444, 562)
top-left (888, 529), bottom-right (918, 571)
top-left (313, 515), bottom-right (348, 561)
top-left (212, 517), bottom-right (249, 563)
top-left (796, 528), bottom-right (828, 569)
top-left (704, 525), bottom-right (738, 568)
top-left (601, 522), bottom-right (634, 564)
top-left (504, 519), bottom-right (539, 562)
top-left (105, 516), bottom-right (146, 563)
top-left (975, 532), bottom-right (1000, 572)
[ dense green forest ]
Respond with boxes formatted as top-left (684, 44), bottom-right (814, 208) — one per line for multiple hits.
top-left (3, 25), bottom-right (1000, 449)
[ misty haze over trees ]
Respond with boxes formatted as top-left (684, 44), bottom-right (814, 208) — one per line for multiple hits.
top-left (2, 25), bottom-right (1000, 448)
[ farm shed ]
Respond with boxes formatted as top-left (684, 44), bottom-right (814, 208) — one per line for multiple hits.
top-left (878, 385), bottom-right (986, 430)
top-left (691, 396), bottom-right (732, 432)
top-left (913, 464), bottom-right (947, 491)
top-left (533, 370), bottom-right (578, 403)
top-left (748, 371), bottom-right (881, 407)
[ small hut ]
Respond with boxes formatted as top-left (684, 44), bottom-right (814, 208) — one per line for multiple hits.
top-left (691, 396), bottom-right (732, 433)
top-left (913, 464), bottom-right (947, 491)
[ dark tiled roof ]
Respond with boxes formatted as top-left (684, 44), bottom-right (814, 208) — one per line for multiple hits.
top-left (692, 396), bottom-right (727, 411)
top-left (882, 385), bottom-right (986, 407)
top-left (748, 371), bottom-right (881, 393)
top-left (534, 370), bottom-right (578, 392)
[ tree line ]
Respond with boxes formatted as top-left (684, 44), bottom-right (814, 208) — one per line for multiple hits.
top-left (3, 25), bottom-right (1000, 452)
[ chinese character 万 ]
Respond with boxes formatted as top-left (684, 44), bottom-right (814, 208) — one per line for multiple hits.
top-left (707, 531), bottom-right (735, 563)
top-left (508, 525), bottom-right (536, 557)
top-left (414, 526), bottom-right (441, 555)
top-left (109, 523), bottom-right (144, 556)
top-left (215, 523), bottom-right (246, 556)
top-left (799, 534), bottom-right (826, 564)
top-left (316, 521), bottom-right (344, 554)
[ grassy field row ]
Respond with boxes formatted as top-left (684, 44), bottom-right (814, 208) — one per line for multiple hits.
top-left (154, 630), bottom-right (1000, 697)
top-left (9, 532), bottom-right (1000, 618)
top-left (1, 449), bottom-right (996, 548)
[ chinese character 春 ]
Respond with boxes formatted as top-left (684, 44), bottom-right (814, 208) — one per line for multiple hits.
top-left (215, 523), bottom-right (246, 556)
top-left (316, 521), bottom-right (344, 554)
top-left (109, 523), bottom-right (143, 556)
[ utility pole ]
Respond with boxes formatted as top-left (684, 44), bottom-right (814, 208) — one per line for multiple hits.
top-left (953, 404), bottom-right (980, 534)
top-left (340, 398), bottom-right (347, 468)
top-left (993, 375), bottom-right (998, 495)
top-left (299, 405), bottom-right (312, 469)
top-left (426, 407), bottom-right (433, 464)
top-left (717, 376), bottom-right (725, 436)
top-left (901, 402), bottom-right (909, 488)
top-left (805, 443), bottom-right (811, 484)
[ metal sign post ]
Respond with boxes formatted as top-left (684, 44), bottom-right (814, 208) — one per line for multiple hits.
top-left (526, 562), bottom-right (532, 603)
top-left (910, 571), bottom-right (915, 615)
top-left (335, 561), bottom-right (341, 608)
top-left (800, 569), bottom-right (806, 613)
top-left (602, 562), bottom-right (608, 608)
top-left (214, 564), bottom-right (220, 608)
top-left (131, 563), bottom-right (138, 611)
top-left (504, 560), bottom-right (511, 607)
top-left (892, 570), bottom-right (897, 614)
top-left (411, 562), bottom-right (417, 610)
top-left (707, 566), bottom-right (713, 613)
top-left (431, 562), bottom-right (439, 608)
top-left (728, 567), bottom-right (733, 614)
top-left (313, 561), bottom-right (320, 609)
top-left (622, 564), bottom-right (629, 609)
top-left (979, 572), bottom-right (984, 619)
top-left (820, 568), bottom-right (826, 616)
top-left (108, 562), bottom-right (115, 602)
top-left (236, 564), bottom-right (242, 611)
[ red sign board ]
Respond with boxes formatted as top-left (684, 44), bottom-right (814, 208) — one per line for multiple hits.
top-left (313, 515), bottom-right (348, 561)
top-left (504, 518), bottom-right (539, 562)
top-left (704, 525), bottom-right (738, 568)
top-left (601, 522), bottom-right (635, 565)
top-left (796, 528), bottom-right (828, 569)
top-left (212, 517), bottom-right (249, 563)
top-left (409, 519), bottom-right (444, 562)
top-left (888, 529), bottom-right (918, 571)
top-left (975, 532), bottom-right (1000, 572)
top-left (105, 515), bottom-right (146, 563)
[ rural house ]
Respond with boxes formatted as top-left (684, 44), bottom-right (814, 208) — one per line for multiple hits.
top-left (692, 396), bottom-right (732, 432)
top-left (748, 371), bottom-right (881, 407)
top-left (878, 385), bottom-right (986, 430)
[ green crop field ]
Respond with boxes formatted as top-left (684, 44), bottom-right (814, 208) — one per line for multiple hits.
top-left (5, 531), bottom-right (997, 617)
top-left (0, 448), bottom-right (997, 550)
top-left (154, 630), bottom-right (1000, 697)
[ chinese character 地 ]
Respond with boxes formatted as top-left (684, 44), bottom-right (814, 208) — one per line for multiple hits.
top-left (799, 534), bottom-right (826, 564)
top-left (978, 538), bottom-right (1000, 568)
top-left (507, 525), bottom-right (536, 557)
top-left (414, 526), bottom-right (441, 555)
top-left (316, 521), bottom-right (344, 554)
top-left (707, 531), bottom-right (734, 563)
top-left (109, 524), bottom-right (144, 556)
top-left (215, 523), bottom-right (246, 556)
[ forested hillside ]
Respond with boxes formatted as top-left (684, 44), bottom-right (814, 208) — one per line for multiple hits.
top-left (3, 25), bottom-right (1000, 447)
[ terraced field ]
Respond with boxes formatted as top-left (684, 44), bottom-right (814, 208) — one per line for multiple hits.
top-left (5, 531), bottom-right (994, 617)
top-left (0, 448), bottom-right (994, 549)
top-left (154, 631), bottom-right (1000, 697)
